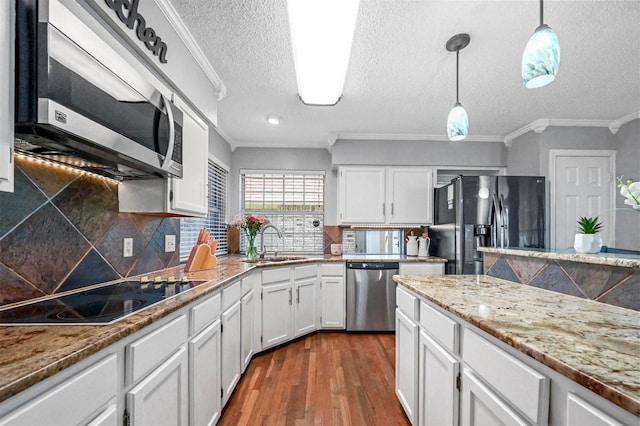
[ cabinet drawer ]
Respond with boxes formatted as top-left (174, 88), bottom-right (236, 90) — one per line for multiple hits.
top-left (294, 265), bottom-right (317, 280)
top-left (241, 275), bottom-right (253, 295)
top-left (262, 267), bottom-right (290, 284)
top-left (190, 292), bottom-right (221, 335)
top-left (320, 263), bottom-right (344, 276)
top-left (399, 263), bottom-right (444, 275)
top-left (420, 301), bottom-right (459, 353)
top-left (396, 286), bottom-right (418, 321)
top-left (463, 329), bottom-right (549, 425)
top-left (126, 315), bottom-right (188, 384)
top-left (222, 281), bottom-right (241, 311)
top-left (0, 354), bottom-right (117, 426)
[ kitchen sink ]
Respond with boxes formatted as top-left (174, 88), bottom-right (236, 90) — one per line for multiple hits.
top-left (241, 256), bottom-right (307, 263)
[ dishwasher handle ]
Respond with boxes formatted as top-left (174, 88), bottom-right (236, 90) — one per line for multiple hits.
top-left (347, 262), bottom-right (400, 270)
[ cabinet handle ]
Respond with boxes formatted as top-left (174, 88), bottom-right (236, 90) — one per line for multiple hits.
top-left (296, 287), bottom-right (300, 304)
top-left (391, 202), bottom-right (394, 216)
top-left (289, 288), bottom-right (292, 305)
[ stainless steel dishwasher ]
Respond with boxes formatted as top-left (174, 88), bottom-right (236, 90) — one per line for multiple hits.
top-left (346, 262), bottom-right (399, 331)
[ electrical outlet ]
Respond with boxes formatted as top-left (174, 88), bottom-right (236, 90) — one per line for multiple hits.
top-left (123, 238), bottom-right (133, 257)
top-left (165, 235), bottom-right (176, 253)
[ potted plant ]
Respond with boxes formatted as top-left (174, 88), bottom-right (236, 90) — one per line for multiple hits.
top-left (573, 216), bottom-right (603, 254)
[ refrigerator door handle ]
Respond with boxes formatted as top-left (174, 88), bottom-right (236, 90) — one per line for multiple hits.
top-left (492, 195), bottom-right (502, 247)
top-left (500, 194), bottom-right (509, 247)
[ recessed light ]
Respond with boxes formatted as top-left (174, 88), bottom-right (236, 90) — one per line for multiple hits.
top-left (266, 115), bottom-right (283, 125)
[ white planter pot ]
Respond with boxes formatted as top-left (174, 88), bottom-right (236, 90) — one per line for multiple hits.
top-left (573, 234), bottom-right (603, 254)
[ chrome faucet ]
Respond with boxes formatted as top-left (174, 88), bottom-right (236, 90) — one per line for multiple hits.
top-left (259, 224), bottom-right (282, 259)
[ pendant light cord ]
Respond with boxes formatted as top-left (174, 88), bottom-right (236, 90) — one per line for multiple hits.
top-left (456, 50), bottom-right (460, 104)
top-left (540, 0), bottom-right (544, 26)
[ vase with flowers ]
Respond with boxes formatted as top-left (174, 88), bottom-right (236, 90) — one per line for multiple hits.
top-left (231, 213), bottom-right (269, 259)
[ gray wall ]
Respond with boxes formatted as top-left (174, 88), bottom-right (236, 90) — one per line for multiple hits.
top-left (209, 127), bottom-right (232, 167)
top-left (508, 120), bottom-right (640, 250)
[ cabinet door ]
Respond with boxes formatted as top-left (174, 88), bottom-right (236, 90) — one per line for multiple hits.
top-left (241, 289), bottom-right (255, 372)
top-left (387, 167), bottom-right (433, 224)
top-left (262, 282), bottom-right (293, 349)
top-left (461, 368), bottom-right (528, 426)
top-left (566, 393), bottom-right (624, 426)
top-left (221, 301), bottom-right (241, 407)
top-left (338, 167), bottom-right (386, 224)
top-left (321, 277), bottom-right (345, 329)
top-left (189, 320), bottom-right (221, 426)
top-left (170, 105), bottom-right (208, 216)
top-left (0, 0), bottom-right (14, 193)
top-left (294, 277), bottom-right (318, 337)
top-left (396, 308), bottom-right (419, 424)
top-left (127, 346), bottom-right (189, 426)
top-left (419, 330), bottom-right (459, 426)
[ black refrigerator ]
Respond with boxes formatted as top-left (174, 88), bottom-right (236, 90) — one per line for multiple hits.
top-left (430, 176), bottom-right (545, 274)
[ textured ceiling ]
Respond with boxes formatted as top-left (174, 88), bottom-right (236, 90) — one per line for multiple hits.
top-left (168, 0), bottom-right (640, 149)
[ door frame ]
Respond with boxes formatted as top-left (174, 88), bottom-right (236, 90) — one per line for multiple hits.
top-left (549, 149), bottom-right (616, 249)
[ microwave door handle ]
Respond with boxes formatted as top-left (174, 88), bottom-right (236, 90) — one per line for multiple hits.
top-left (160, 95), bottom-right (176, 171)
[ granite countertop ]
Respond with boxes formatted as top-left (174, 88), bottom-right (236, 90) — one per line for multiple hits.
top-left (479, 247), bottom-right (640, 268)
top-left (393, 274), bottom-right (640, 416)
top-left (0, 254), bottom-right (444, 403)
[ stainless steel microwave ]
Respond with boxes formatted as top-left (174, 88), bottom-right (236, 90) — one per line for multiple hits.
top-left (14, 0), bottom-right (183, 180)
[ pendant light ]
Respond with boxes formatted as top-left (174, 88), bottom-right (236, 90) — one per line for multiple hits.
top-left (446, 33), bottom-right (470, 141)
top-left (521, 0), bottom-right (560, 89)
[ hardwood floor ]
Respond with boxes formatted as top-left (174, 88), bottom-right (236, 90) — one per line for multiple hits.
top-left (219, 332), bottom-right (411, 426)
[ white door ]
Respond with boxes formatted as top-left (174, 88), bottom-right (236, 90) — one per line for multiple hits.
top-left (294, 277), bottom-right (318, 337)
top-left (221, 301), bottom-right (241, 406)
top-left (550, 150), bottom-right (615, 249)
top-left (321, 277), bottom-right (345, 329)
top-left (566, 393), bottom-right (624, 426)
top-left (241, 289), bottom-right (254, 372)
top-left (396, 309), bottom-right (419, 424)
top-left (127, 347), bottom-right (189, 426)
top-left (189, 320), bottom-right (221, 426)
top-left (261, 282), bottom-right (293, 349)
top-left (419, 331), bottom-right (459, 426)
top-left (338, 167), bottom-right (386, 223)
top-left (388, 167), bottom-right (434, 224)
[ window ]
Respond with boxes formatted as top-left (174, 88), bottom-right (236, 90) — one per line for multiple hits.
top-left (240, 171), bottom-right (324, 254)
top-left (180, 159), bottom-right (228, 259)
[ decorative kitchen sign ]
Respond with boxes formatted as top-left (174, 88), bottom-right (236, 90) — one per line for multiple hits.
top-left (104, 0), bottom-right (168, 64)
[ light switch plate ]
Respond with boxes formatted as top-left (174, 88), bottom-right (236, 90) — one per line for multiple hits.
top-left (123, 238), bottom-right (133, 257)
top-left (165, 235), bottom-right (176, 252)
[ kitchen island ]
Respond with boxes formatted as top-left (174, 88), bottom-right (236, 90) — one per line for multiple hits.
top-left (479, 247), bottom-right (640, 311)
top-left (394, 273), bottom-right (639, 424)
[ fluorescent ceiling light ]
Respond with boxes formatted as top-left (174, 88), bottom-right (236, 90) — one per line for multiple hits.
top-left (287, 0), bottom-right (360, 106)
top-left (266, 115), bottom-right (283, 125)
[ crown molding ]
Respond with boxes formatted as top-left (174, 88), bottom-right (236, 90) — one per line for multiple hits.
top-left (154, 0), bottom-right (226, 100)
top-left (503, 113), bottom-right (640, 147)
top-left (333, 132), bottom-right (504, 143)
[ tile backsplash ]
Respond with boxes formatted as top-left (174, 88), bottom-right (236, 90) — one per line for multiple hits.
top-left (0, 157), bottom-right (180, 307)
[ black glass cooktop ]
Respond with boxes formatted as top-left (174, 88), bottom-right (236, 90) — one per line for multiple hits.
top-left (0, 278), bottom-right (208, 325)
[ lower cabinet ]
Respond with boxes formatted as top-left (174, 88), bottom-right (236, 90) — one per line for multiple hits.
top-left (294, 265), bottom-right (319, 337)
top-left (418, 330), bottom-right (459, 426)
top-left (566, 393), bottom-right (624, 426)
top-left (395, 308), bottom-right (419, 424)
top-left (221, 300), bottom-right (241, 407)
top-left (189, 320), bottom-right (221, 426)
top-left (319, 263), bottom-right (345, 329)
top-left (262, 280), bottom-right (294, 349)
top-left (241, 289), bottom-right (255, 373)
top-left (126, 347), bottom-right (189, 426)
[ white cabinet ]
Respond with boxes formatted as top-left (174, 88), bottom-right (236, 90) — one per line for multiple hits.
top-left (338, 166), bottom-right (386, 223)
top-left (462, 368), bottom-right (529, 426)
top-left (319, 263), bottom-right (345, 329)
top-left (87, 404), bottom-right (117, 426)
top-left (119, 98), bottom-right (209, 217)
top-left (387, 167), bottom-right (433, 224)
top-left (189, 320), bottom-right (221, 426)
top-left (241, 289), bottom-right (255, 372)
top-left (396, 308), bottom-right (419, 424)
top-left (0, 0), bottom-right (14, 193)
top-left (294, 276), bottom-right (319, 337)
top-left (399, 263), bottom-right (444, 275)
top-left (418, 331), bottom-right (459, 426)
top-left (338, 166), bottom-right (434, 225)
top-left (0, 354), bottom-right (117, 426)
top-left (221, 294), bottom-right (241, 406)
top-left (126, 346), bottom-right (189, 426)
top-left (566, 393), bottom-right (624, 426)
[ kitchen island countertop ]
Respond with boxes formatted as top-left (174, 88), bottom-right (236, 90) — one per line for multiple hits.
top-left (479, 246), bottom-right (640, 268)
top-left (394, 273), bottom-right (640, 416)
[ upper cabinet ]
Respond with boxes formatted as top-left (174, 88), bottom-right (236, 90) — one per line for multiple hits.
top-left (338, 166), bottom-right (434, 225)
top-left (0, 0), bottom-right (14, 193)
top-left (119, 98), bottom-right (209, 217)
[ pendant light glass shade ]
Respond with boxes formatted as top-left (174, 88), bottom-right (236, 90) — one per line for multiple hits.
top-left (521, 0), bottom-right (560, 89)
top-left (447, 102), bottom-right (469, 141)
